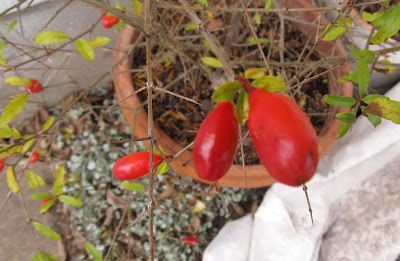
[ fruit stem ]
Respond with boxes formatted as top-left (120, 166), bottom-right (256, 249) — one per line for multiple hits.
top-left (302, 183), bottom-right (314, 226)
top-left (236, 76), bottom-right (256, 94)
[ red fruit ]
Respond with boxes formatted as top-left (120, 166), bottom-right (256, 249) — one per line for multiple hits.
top-left (0, 158), bottom-right (6, 172)
top-left (183, 236), bottom-right (199, 246)
top-left (248, 89), bottom-right (319, 186)
top-left (113, 152), bottom-right (164, 180)
top-left (102, 14), bottom-right (119, 28)
top-left (30, 150), bottom-right (39, 164)
top-left (193, 102), bottom-right (239, 182)
top-left (40, 198), bottom-right (51, 214)
top-left (26, 78), bottom-right (42, 93)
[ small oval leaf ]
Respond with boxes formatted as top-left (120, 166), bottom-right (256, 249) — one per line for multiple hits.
top-left (3, 76), bottom-right (32, 86)
top-left (120, 181), bottom-right (145, 191)
top-left (7, 167), bottom-right (20, 193)
top-left (244, 68), bottom-right (267, 80)
top-left (338, 121), bottom-right (351, 138)
top-left (363, 98), bottom-right (400, 124)
top-left (40, 199), bottom-right (55, 214)
top-left (184, 22), bottom-right (197, 31)
top-left (236, 88), bottom-right (249, 126)
top-left (76, 39), bottom-right (95, 61)
top-left (335, 112), bottom-right (356, 123)
top-left (59, 195), bottom-right (84, 206)
top-left (323, 95), bottom-right (357, 108)
top-left (157, 161), bottom-right (169, 175)
top-left (42, 116), bottom-right (54, 131)
top-left (88, 37), bottom-right (111, 49)
top-left (34, 31), bottom-right (68, 45)
top-left (366, 112), bottom-right (382, 128)
top-left (32, 221), bottom-right (61, 240)
top-left (201, 56), bottom-right (223, 68)
top-left (32, 193), bottom-right (52, 200)
top-left (212, 81), bottom-right (242, 102)
top-left (0, 125), bottom-right (21, 139)
top-left (251, 76), bottom-right (286, 92)
top-left (0, 94), bottom-right (28, 128)
top-left (362, 94), bottom-right (389, 104)
top-left (84, 242), bottom-right (103, 261)
top-left (53, 165), bottom-right (65, 196)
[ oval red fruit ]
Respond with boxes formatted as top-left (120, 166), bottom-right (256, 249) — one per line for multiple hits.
top-left (248, 89), bottom-right (319, 186)
top-left (102, 14), bottom-right (119, 28)
top-left (30, 150), bottom-right (39, 164)
top-left (26, 78), bottom-right (42, 93)
top-left (0, 158), bottom-right (6, 172)
top-left (183, 236), bottom-right (199, 246)
top-left (113, 152), bottom-right (164, 180)
top-left (193, 102), bottom-right (239, 182)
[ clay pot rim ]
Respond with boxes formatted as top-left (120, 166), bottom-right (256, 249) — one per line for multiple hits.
top-left (113, 3), bottom-right (353, 188)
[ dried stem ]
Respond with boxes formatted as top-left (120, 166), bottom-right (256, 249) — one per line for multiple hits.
top-left (302, 184), bottom-right (314, 225)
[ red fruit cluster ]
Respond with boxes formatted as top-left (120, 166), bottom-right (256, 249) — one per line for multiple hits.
top-left (102, 14), bottom-right (119, 28)
top-left (248, 89), bottom-right (319, 186)
top-left (113, 151), bottom-right (164, 180)
top-left (183, 236), bottom-right (199, 246)
top-left (26, 78), bottom-right (42, 93)
top-left (30, 150), bottom-right (39, 164)
top-left (193, 102), bottom-right (239, 182)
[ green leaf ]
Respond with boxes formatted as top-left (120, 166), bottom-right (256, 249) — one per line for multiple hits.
top-left (84, 242), bottom-right (103, 261)
top-left (323, 95), bottom-right (357, 107)
top-left (184, 22), bottom-right (197, 31)
top-left (203, 40), bottom-right (213, 51)
top-left (31, 251), bottom-right (43, 261)
top-left (3, 76), bottom-right (32, 86)
top-left (265, 0), bottom-right (274, 14)
top-left (248, 36), bottom-right (269, 46)
top-left (0, 125), bottom-right (21, 139)
top-left (53, 165), bottom-right (65, 196)
top-left (157, 161), bottom-right (169, 174)
top-left (254, 13), bottom-right (261, 25)
top-left (236, 88), bottom-right (249, 126)
top-left (76, 39), bottom-right (95, 61)
top-left (362, 11), bottom-right (384, 22)
top-left (251, 76), bottom-right (286, 92)
top-left (199, 0), bottom-right (208, 7)
top-left (212, 81), bottom-right (242, 102)
top-left (132, 0), bottom-right (142, 15)
top-left (337, 70), bottom-right (358, 84)
top-left (7, 20), bottom-right (17, 34)
top-left (59, 195), bottom-right (84, 206)
top-left (21, 134), bottom-right (36, 153)
top-left (362, 94), bottom-right (389, 104)
top-left (32, 221), bottom-right (61, 240)
top-left (40, 199), bottom-right (55, 214)
top-left (26, 170), bottom-right (47, 191)
top-left (120, 181), bottom-right (145, 191)
top-left (201, 56), bottom-right (223, 68)
top-left (370, 4), bottom-right (400, 45)
top-left (0, 40), bottom-right (5, 61)
top-left (7, 167), bottom-right (20, 193)
top-left (366, 112), bottom-right (382, 127)
top-left (347, 46), bottom-right (375, 97)
top-left (338, 121), bottom-right (351, 138)
top-left (31, 193), bottom-right (52, 200)
top-left (34, 31), bottom-right (68, 44)
top-left (41, 252), bottom-right (60, 261)
top-left (0, 93), bottom-right (28, 128)
top-left (335, 112), bottom-right (356, 123)
top-left (244, 68), bottom-right (267, 80)
top-left (42, 116), bottom-right (54, 131)
top-left (321, 17), bottom-right (352, 41)
top-left (363, 98), bottom-right (400, 124)
top-left (88, 37), bottom-right (111, 49)
top-left (0, 144), bottom-right (21, 158)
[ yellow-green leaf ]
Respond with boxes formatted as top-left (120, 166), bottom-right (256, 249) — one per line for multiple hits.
top-left (212, 81), bottom-right (242, 102)
top-left (203, 40), bottom-right (213, 51)
top-left (0, 125), bottom-right (21, 139)
top-left (42, 116), bottom-right (54, 131)
top-left (184, 22), bottom-right (197, 31)
top-left (321, 17), bottom-right (352, 41)
top-left (40, 199), bottom-right (55, 214)
top-left (157, 162), bottom-right (169, 174)
top-left (363, 98), bottom-right (400, 124)
top-left (201, 56), bottom-right (223, 68)
top-left (248, 36), bottom-right (269, 46)
top-left (265, 0), bottom-right (274, 15)
top-left (192, 199), bottom-right (206, 213)
top-left (32, 221), bottom-right (61, 240)
top-left (53, 165), bottom-right (65, 196)
top-left (244, 68), bottom-right (267, 80)
top-left (21, 134), bottom-right (35, 153)
top-left (362, 94), bottom-right (389, 104)
top-left (59, 195), bottom-right (83, 206)
top-left (34, 31), bottom-right (68, 45)
top-left (88, 37), bottom-right (111, 49)
top-left (75, 39), bottom-right (95, 61)
top-left (236, 88), bottom-right (249, 126)
top-left (6, 20), bottom-right (17, 34)
top-left (252, 75), bottom-right (286, 91)
top-left (120, 181), bottom-right (144, 191)
top-left (133, 0), bottom-right (142, 15)
top-left (26, 170), bottom-right (47, 191)
top-left (31, 193), bottom-right (52, 200)
top-left (370, 4), bottom-right (400, 45)
top-left (0, 94), bottom-right (28, 129)
top-left (3, 76), bottom-right (32, 86)
top-left (323, 95), bottom-right (357, 108)
top-left (254, 13), bottom-right (261, 25)
top-left (0, 144), bottom-right (21, 158)
top-left (362, 11), bottom-right (384, 22)
top-left (84, 242), bottom-right (103, 261)
top-left (7, 167), bottom-right (20, 193)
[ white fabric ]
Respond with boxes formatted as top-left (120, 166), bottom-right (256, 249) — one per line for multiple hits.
top-left (204, 82), bottom-right (400, 261)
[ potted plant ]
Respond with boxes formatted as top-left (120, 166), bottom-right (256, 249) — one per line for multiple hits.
top-left (112, 0), bottom-right (353, 188)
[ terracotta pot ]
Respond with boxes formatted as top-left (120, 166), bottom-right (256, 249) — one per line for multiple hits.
top-left (112, 1), bottom-right (353, 188)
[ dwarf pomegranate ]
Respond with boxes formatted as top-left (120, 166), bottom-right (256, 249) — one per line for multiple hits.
top-left (102, 14), bottom-right (119, 28)
top-left (26, 78), bottom-right (42, 93)
top-left (113, 152), bottom-right (164, 180)
top-left (248, 89), bottom-right (319, 186)
top-left (193, 102), bottom-right (239, 182)
top-left (30, 150), bottom-right (39, 164)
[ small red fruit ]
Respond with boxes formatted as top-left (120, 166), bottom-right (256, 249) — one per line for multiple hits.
top-left (193, 102), bottom-right (239, 182)
top-left (40, 198), bottom-right (51, 214)
top-left (248, 89), bottom-right (319, 186)
top-left (102, 14), bottom-right (119, 28)
top-left (113, 152), bottom-right (164, 180)
top-left (0, 158), bottom-right (6, 172)
top-left (26, 78), bottom-right (42, 93)
top-left (30, 150), bottom-right (39, 164)
top-left (183, 236), bottom-right (199, 246)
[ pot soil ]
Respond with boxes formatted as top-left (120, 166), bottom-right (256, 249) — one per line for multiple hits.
top-left (113, 0), bottom-right (353, 188)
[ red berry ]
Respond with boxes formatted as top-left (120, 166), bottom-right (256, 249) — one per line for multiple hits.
top-left (113, 152), bottom-right (164, 180)
top-left (193, 102), bottom-right (239, 182)
top-left (0, 158), bottom-right (6, 172)
top-left (183, 236), bottom-right (199, 246)
top-left (30, 150), bottom-right (39, 164)
top-left (248, 89), bottom-right (319, 186)
top-left (26, 78), bottom-right (42, 93)
top-left (102, 14), bottom-right (119, 28)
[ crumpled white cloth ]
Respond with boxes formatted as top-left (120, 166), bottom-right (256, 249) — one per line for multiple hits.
top-left (204, 82), bottom-right (400, 261)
